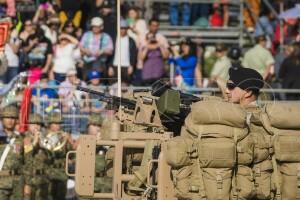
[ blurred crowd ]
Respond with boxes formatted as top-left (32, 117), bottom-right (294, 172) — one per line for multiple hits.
top-left (0, 0), bottom-right (300, 134)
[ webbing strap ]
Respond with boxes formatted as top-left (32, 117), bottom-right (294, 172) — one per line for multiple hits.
top-left (231, 128), bottom-right (239, 200)
top-left (216, 171), bottom-right (223, 200)
top-left (196, 132), bottom-right (207, 200)
top-left (271, 156), bottom-right (281, 200)
top-left (296, 164), bottom-right (300, 199)
top-left (0, 138), bottom-right (15, 171)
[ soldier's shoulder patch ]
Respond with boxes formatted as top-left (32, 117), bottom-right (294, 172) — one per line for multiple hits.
top-left (13, 142), bottom-right (22, 154)
top-left (24, 144), bottom-right (33, 154)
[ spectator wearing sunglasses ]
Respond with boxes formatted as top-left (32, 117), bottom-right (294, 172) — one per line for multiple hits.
top-left (210, 43), bottom-right (231, 86)
top-left (225, 66), bottom-right (264, 106)
top-left (19, 19), bottom-right (36, 43)
top-left (42, 17), bottom-right (60, 44)
top-left (61, 20), bottom-right (83, 39)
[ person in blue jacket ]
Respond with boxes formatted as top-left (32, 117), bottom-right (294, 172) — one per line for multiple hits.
top-left (170, 38), bottom-right (197, 87)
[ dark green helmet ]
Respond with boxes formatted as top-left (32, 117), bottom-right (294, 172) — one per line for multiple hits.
top-left (0, 105), bottom-right (18, 119)
top-left (28, 113), bottom-right (43, 124)
top-left (47, 112), bottom-right (63, 124)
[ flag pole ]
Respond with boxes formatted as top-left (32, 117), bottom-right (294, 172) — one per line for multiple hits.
top-left (117, 0), bottom-right (122, 97)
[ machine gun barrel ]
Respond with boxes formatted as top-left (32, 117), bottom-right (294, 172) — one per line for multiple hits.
top-left (76, 85), bottom-right (136, 110)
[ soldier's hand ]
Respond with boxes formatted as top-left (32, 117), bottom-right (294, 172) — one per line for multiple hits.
top-left (33, 130), bottom-right (40, 146)
top-left (24, 185), bottom-right (31, 196)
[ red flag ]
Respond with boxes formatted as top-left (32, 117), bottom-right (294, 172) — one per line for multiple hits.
top-left (0, 18), bottom-right (11, 51)
top-left (19, 87), bottom-right (32, 134)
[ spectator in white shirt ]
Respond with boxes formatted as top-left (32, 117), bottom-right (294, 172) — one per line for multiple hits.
top-left (126, 7), bottom-right (148, 45)
top-left (52, 33), bottom-right (80, 83)
top-left (108, 19), bottom-right (137, 85)
top-left (1, 30), bottom-right (21, 83)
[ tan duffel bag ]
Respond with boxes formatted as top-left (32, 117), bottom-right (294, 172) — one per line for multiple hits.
top-left (164, 136), bottom-right (196, 168)
top-left (261, 103), bottom-right (300, 200)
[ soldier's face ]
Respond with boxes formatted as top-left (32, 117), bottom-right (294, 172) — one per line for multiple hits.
top-left (2, 118), bottom-right (17, 130)
top-left (88, 125), bottom-right (101, 136)
top-left (49, 123), bottom-right (61, 132)
top-left (226, 82), bottom-right (246, 104)
top-left (28, 124), bottom-right (41, 134)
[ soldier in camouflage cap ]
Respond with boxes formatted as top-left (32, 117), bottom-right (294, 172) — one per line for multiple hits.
top-left (80, 113), bottom-right (112, 199)
top-left (23, 113), bottom-right (51, 200)
top-left (87, 113), bottom-right (103, 136)
top-left (47, 112), bottom-right (63, 132)
top-left (28, 113), bottom-right (43, 125)
top-left (0, 105), bottom-right (24, 199)
top-left (0, 105), bottom-right (18, 119)
top-left (0, 105), bottom-right (18, 137)
top-left (45, 112), bottom-right (72, 200)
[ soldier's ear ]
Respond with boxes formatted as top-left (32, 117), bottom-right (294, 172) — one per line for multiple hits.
top-left (244, 90), bottom-right (254, 99)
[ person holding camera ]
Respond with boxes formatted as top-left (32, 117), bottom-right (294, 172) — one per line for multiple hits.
top-left (138, 18), bottom-right (169, 86)
top-left (139, 32), bottom-right (169, 86)
top-left (169, 38), bottom-right (197, 87)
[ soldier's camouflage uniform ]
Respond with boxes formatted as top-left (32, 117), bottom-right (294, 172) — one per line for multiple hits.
top-left (46, 113), bottom-right (71, 200)
top-left (0, 105), bottom-right (24, 200)
top-left (94, 148), bottom-right (112, 193)
top-left (90, 115), bottom-right (112, 193)
top-left (23, 113), bottom-right (52, 200)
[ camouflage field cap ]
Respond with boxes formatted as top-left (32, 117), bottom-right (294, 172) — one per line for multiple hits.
top-left (88, 114), bottom-right (104, 126)
top-left (0, 105), bottom-right (19, 119)
top-left (28, 113), bottom-right (43, 124)
top-left (47, 112), bottom-right (63, 124)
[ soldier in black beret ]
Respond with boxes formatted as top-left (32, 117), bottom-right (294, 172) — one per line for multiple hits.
top-left (225, 65), bottom-right (264, 106)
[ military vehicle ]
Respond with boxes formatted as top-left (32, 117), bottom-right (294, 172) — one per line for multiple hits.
top-left (66, 81), bottom-right (300, 200)
top-left (65, 81), bottom-right (202, 199)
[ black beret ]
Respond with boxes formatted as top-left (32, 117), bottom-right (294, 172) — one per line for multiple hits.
top-left (229, 66), bottom-right (264, 93)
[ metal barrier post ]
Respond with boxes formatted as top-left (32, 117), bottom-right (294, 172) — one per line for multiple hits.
top-left (37, 85), bottom-right (41, 114)
top-left (239, 0), bottom-right (244, 47)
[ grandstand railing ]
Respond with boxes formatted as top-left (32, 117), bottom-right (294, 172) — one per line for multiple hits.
top-left (124, 0), bottom-right (245, 45)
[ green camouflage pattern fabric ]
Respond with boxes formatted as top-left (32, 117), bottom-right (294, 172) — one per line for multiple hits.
top-left (94, 152), bottom-right (112, 193)
top-left (28, 113), bottom-right (43, 124)
top-left (47, 113), bottom-right (63, 124)
top-left (46, 130), bottom-right (72, 200)
top-left (0, 132), bottom-right (24, 199)
top-left (23, 133), bottom-right (52, 200)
